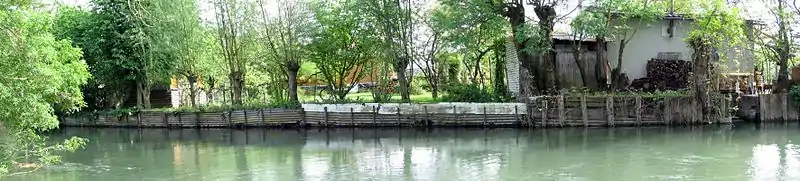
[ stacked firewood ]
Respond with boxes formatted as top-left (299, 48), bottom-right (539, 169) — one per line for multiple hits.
top-left (630, 59), bottom-right (691, 91)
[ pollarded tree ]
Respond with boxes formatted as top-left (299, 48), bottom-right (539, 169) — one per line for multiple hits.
top-left (363, 0), bottom-right (417, 103)
top-left (213, 0), bottom-right (252, 105)
top-left (255, 0), bottom-right (312, 104)
top-left (307, 0), bottom-right (379, 100)
top-left (0, 1), bottom-right (89, 173)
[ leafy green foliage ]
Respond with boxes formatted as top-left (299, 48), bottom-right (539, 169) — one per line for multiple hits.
top-left (0, 1), bottom-right (90, 174)
top-left (440, 84), bottom-right (511, 103)
top-left (791, 85), bottom-right (800, 107)
top-left (306, 0), bottom-right (377, 100)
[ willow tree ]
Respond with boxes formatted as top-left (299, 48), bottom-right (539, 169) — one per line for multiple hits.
top-left (307, 0), bottom-right (378, 100)
top-left (364, 0), bottom-right (416, 103)
top-left (686, 0), bottom-right (744, 121)
top-left (1, 1), bottom-right (89, 174)
top-left (256, 0), bottom-right (311, 103)
top-left (213, 0), bottom-right (251, 105)
top-left (150, 0), bottom-right (206, 107)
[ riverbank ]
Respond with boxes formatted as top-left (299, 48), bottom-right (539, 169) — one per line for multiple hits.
top-left (61, 94), bottom-right (741, 128)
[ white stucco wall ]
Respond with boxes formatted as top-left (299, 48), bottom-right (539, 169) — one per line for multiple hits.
top-left (606, 19), bottom-right (755, 80)
top-left (607, 19), bottom-right (694, 80)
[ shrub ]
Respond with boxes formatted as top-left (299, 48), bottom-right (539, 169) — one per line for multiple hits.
top-left (440, 83), bottom-right (510, 103)
top-left (790, 85), bottom-right (800, 107)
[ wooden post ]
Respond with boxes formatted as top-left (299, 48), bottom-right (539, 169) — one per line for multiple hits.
top-left (514, 105), bottom-right (520, 125)
top-left (260, 109), bottom-right (265, 126)
top-left (396, 107), bottom-right (401, 126)
top-left (350, 107), bottom-right (355, 127)
top-left (227, 111), bottom-right (233, 128)
top-left (483, 106), bottom-right (488, 126)
top-left (137, 112), bottom-right (142, 127)
top-left (324, 107), bottom-right (329, 127)
top-left (163, 113), bottom-right (168, 128)
top-left (665, 97), bottom-right (673, 125)
top-left (541, 99), bottom-right (548, 128)
top-left (758, 94), bottom-right (766, 122)
top-left (178, 112), bottom-right (183, 128)
top-left (424, 106), bottom-right (430, 124)
top-left (782, 93), bottom-right (789, 123)
top-left (581, 96), bottom-right (588, 127)
top-left (195, 112), bottom-right (201, 128)
top-left (606, 96), bottom-right (614, 127)
top-left (372, 106), bottom-right (377, 126)
top-left (244, 110), bottom-right (248, 126)
top-left (453, 105), bottom-right (458, 126)
top-left (635, 96), bottom-right (642, 126)
top-left (557, 95), bottom-right (565, 127)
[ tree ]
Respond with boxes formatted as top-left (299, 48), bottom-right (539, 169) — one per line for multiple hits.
top-left (435, 0), bottom-right (506, 89)
top-left (686, 0), bottom-right (745, 121)
top-left (150, 0), bottom-right (206, 107)
top-left (307, 0), bottom-right (378, 100)
top-left (213, 0), bottom-right (252, 105)
top-left (256, 0), bottom-right (311, 104)
top-left (570, 11), bottom-right (605, 88)
top-left (364, 0), bottom-right (416, 103)
top-left (584, 0), bottom-right (662, 90)
top-left (1, 1), bottom-right (89, 174)
top-left (755, 0), bottom-right (795, 93)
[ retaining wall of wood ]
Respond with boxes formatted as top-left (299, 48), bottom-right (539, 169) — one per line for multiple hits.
top-left (755, 93), bottom-right (800, 122)
top-left (528, 95), bottom-right (731, 127)
top-left (61, 97), bottom-right (734, 128)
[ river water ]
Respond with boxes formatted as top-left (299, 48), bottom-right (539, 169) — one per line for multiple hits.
top-left (6, 124), bottom-right (800, 181)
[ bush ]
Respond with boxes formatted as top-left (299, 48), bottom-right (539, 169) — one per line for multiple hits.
top-left (790, 85), bottom-right (800, 107)
top-left (440, 83), bottom-right (511, 103)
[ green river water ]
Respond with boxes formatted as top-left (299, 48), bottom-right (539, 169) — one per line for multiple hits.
top-left (6, 123), bottom-right (800, 181)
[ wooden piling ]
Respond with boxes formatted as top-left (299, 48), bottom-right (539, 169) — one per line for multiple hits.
top-left (137, 112), bottom-right (142, 127)
top-left (324, 107), bottom-right (329, 127)
top-left (244, 110), bottom-right (248, 126)
top-left (453, 105), bottom-right (458, 126)
top-left (483, 106), bottom-right (488, 126)
top-left (396, 107), bottom-right (401, 126)
top-left (372, 106), bottom-right (377, 126)
top-left (424, 106), bottom-right (430, 124)
top-left (227, 111), bottom-right (233, 128)
top-left (260, 109), bottom-right (265, 125)
top-left (514, 105), bottom-right (520, 125)
top-left (665, 97), bottom-right (673, 125)
top-left (557, 95), bottom-right (565, 127)
top-left (541, 99), bottom-right (548, 128)
top-left (606, 96), bottom-right (614, 127)
top-left (635, 96), bottom-right (642, 126)
top-left (163, 113), bottom-right (168, 128)
top-left (581, 96), bottom-right (588, 127)
top-left (350, 107), bottom-right (355, 126)
top-left (195, 112), bottom-right (201, 128)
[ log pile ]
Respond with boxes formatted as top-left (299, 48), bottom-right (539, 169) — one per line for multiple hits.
top-left (630, 59), bottom-right (691, 91)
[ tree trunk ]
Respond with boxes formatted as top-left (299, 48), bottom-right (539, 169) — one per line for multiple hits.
top-left (503, 2), bottom-right (538, 99)
top-left (493, 47), bottom-right (507, 96)
top-left (143, 82), bottom-right (151, 109)
top-left (286, 62), bottom-right (300, 103)
top-left (136, 81), bottom-right (143, 109)
top-left (187, 75), bottom-right (198, 107)
top-left (573, 46), bottom-right (587, 87)
top-left (431, 85), bottom-right (439, 99)
top-left (595, 37), bottom-right (610, 90)
top-left (394, 57), bottom-right (411, 103)
top-left (614, 40), bottom-right (627, 89)
top-left (229, 71), bottom-right (244, 105)
top-left (535, 6), bottom-right (558, 94)
top-left (691, 39), bottom-right (712, 121)
top-left (206, 77), bottom-right (215, 103)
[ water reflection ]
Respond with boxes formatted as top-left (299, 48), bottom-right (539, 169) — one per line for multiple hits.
top-left (6, 124), bottom-right (800, 181)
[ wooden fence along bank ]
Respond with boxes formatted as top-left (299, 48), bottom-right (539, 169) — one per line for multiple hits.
top-left (61, 95), bottom-right (736, 128)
